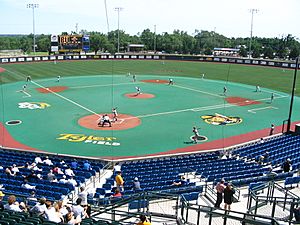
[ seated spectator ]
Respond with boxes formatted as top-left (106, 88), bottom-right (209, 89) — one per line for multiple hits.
top-left (27, 190), bottom-right (38, 202)
top-left (11, 164), bottom-right (22, 173)
top-left (4, 195), bottom-right (27, 212)
top-left (67, 176), bottom-right (78, 187)
top-left (44, 201), bottom-right (63, 223)
top-left (70, 159), bottom-right (78, 169)
top-left (31, 163), bottom-right (43, 172)
top-left (283, 159), bottom-right (292, 173)
top-left (112, 188), bottom-right (122, 198)
top-left (265, 166), bottom-right (277, 178)
top-left (137, 215), bottom-right (151, 225)
top-left (57, 200), bottom-right (68, 217)
top-left (34, 156), bottom-right (43, 164)
top-left (24, 170), bottom-right (41, 182)
top-left (59, 159), bottom-right (68, 168)
top-left (21, 179), bottom-right (36, 190)
top-left (65, 210), bottom-right (82, 225)
top-left (83, 161), bottom-right (92, 171)
top-left (30, 197), bottom-right (47, 216)
top-left (132, 177), bottom-right (142, 191)
top-left (59, 175), bottom-right (68, 184)
top-left (52, 165), bottom-right (64, 174)
top-left (65, 167), bottom-right (75, 177)
top-left (47, 170), bottom-right (57, 182)
top-left (172, 176), bottom-right (187, 186)
top-left (43, 156), bottom-right (53, 166)
top-left (5, 166), bottom-right (16, 176)
top-left (0, 191), bottom-right (5, 211)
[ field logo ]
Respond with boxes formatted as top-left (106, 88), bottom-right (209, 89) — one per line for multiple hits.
top-left (18, 102), bottom-right (50, 110)
top-left (201, 113), bottom-right (242, 125)
top-left (57, 134), bottom-right (120, 146)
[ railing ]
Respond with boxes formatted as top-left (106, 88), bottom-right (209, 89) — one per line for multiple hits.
top-left (247, 181), bottom-right (300, 224)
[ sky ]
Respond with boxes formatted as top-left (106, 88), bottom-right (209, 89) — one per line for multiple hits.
top-left (0, 0), bottom-right (299, 39)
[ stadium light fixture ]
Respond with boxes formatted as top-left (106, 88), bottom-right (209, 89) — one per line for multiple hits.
top-left (287, 57), bottom-right (299, 132)
top-left (154, 25), bottom-right (156, 53)
top-left (248, 9), bottom-right (258, 58)
top-left (114, 7), bottom-right (123, 53)
top-left (27, 3), bottom-right (39, 54)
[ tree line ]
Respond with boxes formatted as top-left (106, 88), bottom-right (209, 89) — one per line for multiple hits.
top-left (0, 29), bottom-right (299, 59)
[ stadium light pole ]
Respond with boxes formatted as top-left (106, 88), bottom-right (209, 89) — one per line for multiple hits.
top-left (248, 9), bottom-right (258, 58)
top-left (27, 3), bottom-right (39, 54)
top-left (287, 57), bottom-right (299, 132)
top-left (114, 7), bottom-right (123, 53)
top-left (154, 25), bottom-right (156, 53)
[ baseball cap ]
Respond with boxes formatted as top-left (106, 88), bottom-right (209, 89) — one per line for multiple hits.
top-left (0, 191), bottom-right (5, 197)
top-left (134, 177), bottom-right (138, 181)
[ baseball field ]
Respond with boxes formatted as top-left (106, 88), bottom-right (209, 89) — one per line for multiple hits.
top-left (0, 59), bottom-right (299, 159)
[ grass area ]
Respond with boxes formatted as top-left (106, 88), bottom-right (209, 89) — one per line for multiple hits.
top-left (0, 59), bottom-right (298, 95)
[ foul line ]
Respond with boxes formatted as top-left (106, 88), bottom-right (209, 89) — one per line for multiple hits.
top-left (125, 95), bottom-right (288, 120)
top-left (174, 84), bottom-right (223, 98)
top-left (31, 81), bottom-right (101, 117)
top-left (248, 106), bottom-right (278, 114)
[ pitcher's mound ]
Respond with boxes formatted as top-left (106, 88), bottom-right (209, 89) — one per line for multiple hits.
top-left (78, 113), bottom-right (141, 130)
top-left (125, 93), bottom-right (155, 99)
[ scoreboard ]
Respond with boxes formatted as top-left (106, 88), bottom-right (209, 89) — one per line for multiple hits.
top-left (51, 34), bottom-right (90, 53)
top-left (59, 35), bottom-right (82, 52)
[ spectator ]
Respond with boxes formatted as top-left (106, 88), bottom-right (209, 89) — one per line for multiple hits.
top-left (137, 215), bottom-right (151, 225)
top-left (72, 198), bottom-right (88, 219)
top-left (59, 175), bottom-right (68, 184)
top-left (34, 156), bottom-right (43, 164)
top-left (269, 124), bottom-right (275, 136)
top-left (11, 164), bottom-right (21, 173)
top-left (67, 176), bottom-right (78, 187)
top-left (115, 171), bottom-right (124, 191)
top-left (5, 166), bottom-right (16, 177)
top-left (57, 200), bottom-right (68, 217)
top-left (52, 165), bottom-right (64, 174)
top-left (78, 186), bottom-right (91, 217)
top-left (44, 201), bottom-right (63, 223)
top-left (27, 190), bottom-right (37, 202)
top-left (65, 211), bottom-right (82, 225)
top-left (223, 184), bottom-right (235, 211)
top-left (70, 159), bottom-right (78, 169)
top-left (172, 176), bottom-right (187, 186)
top-left (293, 206), bottom-right (300, 222)
top-left (113, 162), bottom-right (121, 174)
top-left (21, 179), bottom-right (36, 190)
top-left (283, 158), bottom-right (292, 173)
top-left (0, 191), bottom-right (5, 211)
top-left (214, 179), bottom-right (225, 208)
top-left (132, 177), bottom-right (142, 191)
top-left (4, 195), bottom-right (27, 212)
top-left (24, 170), bottom-right (41, 182)
top-left (47, 170), bottom-right (57, 182)
top-left (83, 161), bottom-right (92, 171)
top-left (43, 156), bottom-right (53, 166)
top-left (112, 188), bottom-right (122, 198)
top-left (30, 197), bottom-right (47, 216)
top-left (65, 167), bottom-right (75, 177)
top-left (265, 166), bottom-right (277, 178)
top-left (31, 163), bottom-right (43, 172)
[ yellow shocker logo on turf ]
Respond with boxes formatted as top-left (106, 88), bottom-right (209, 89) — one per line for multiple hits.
top-left (18, 102), bottom-right (50, 110)
top-left (201, 113), bottom-right (242, 126)
top-left (57, 134), bottom-right (120, 146)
